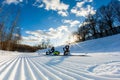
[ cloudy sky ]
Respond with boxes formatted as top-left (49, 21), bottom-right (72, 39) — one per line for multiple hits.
top-left (2, 0), bottom-right (111, 46)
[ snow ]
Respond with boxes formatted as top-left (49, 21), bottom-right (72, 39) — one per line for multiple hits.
top-left (0, 34), bottom-right (120, 80)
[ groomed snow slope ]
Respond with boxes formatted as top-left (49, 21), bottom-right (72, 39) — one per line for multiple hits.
top-left (69, 34), bottom-right (120, 53)
top-left (38, 34), bottom-right (120, 54)
top-left (0, 34), bottom-right (120, 80)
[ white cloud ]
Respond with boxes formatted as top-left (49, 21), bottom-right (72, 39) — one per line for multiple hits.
top-left (34, 0), bottom-right (69, 17)
top-left (43, 0), bottom-right (68, 11)
top-left (87, 0), bottom-right (93, 2)
top-left (48, 25), bottom-right (69, 39)
top-left (39, 4), bottom-right (44, 8)
top-left (21, 20), bottom-right (82, 46)
top-left (58, 10), bottom-right (68, 17)
top-left (71, 0), bottom-right (96, 17)
top-left (63, 19), bottom-right (80, 27)
top-left (4, 0), bottom-right (69, 16)
top-left (21, 36), bottom-right (42, 46)
top-left (3, 0), bottom-right (23, 4)
top-left (21, 19), bottom-right (82, 46)
top-left (21, 25), bottom-right (70, 46)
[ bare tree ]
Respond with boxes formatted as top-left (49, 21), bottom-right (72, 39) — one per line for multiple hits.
top-left (74, 0), bottom-right (120, 43)
top-left (110, 0), bottom-right (120, 23)
top-left (98, 5), bottom-right (115, 35)
top-left (85, 14), bottom-right (97, 39)
top-left (0, 4), bottom-right (21, 50)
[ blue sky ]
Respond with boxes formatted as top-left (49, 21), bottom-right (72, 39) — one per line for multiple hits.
top-left (2, 0), bottom-right (111, 46)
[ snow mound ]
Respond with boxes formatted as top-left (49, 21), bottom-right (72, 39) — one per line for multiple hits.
top-left (93, 62), bottom-right (120, 77)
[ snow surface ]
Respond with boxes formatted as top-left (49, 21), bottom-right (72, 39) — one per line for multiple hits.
top-left (0, 34), bottom-right (120, 80)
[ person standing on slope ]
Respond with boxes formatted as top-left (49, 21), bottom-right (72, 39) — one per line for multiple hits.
top-left (63, 45), bottom-right (70, 55)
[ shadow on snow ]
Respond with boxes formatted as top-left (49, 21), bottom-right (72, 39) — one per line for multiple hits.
top-left (45, 56), bottom-right (69, 66)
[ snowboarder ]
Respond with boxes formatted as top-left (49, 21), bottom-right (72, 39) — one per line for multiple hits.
top-left (63, 45), bottom-right (70, 55)
top-left (46, 47), bottom-right (55, 55)
top-left (50, 47), bottom-right (60, 55)
top-left (50, 47), bottom-right (55, 53)
top-left (46, 47), bottom-right (60, 55)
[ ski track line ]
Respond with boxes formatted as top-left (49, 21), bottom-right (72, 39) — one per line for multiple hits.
top-left (26, 57), bottom-right (50, 80)
top-left (48, 65), bottom-right (89, 80)
top-left (0, 56), bottom-right (19, 80)
top-left (0, 58), bottom-right (11, 67)
top-left (44, 56), bottom-right (116, 80)
top-left (34, 54), bottom-right (120, 80)
top-left (28, 58), bottom-right (62, 80)
top-left (0, 56), bottom-right (17, 67)
top-left (36, 56), bottom-right (88, 67)
top-left (0, 56), bottom-right (18, 73)
top-left (33, 58), bottom-right (84, 80)
top-left (26, 57), bottom-right (72, 78)
top-left (48, 57), bottom-right (113, 80)
top-left (0, 57), bottom-right (10, 63)
top-left (25, 57), bottom-right (49, 80)
top-left (8, 57), bottom-right (21, 80)
top-left (26, 54), bottom-right (119, 80)
top-left (20, 56), bottom-right (26, 80)
top-left (2, 58), bottom-right (20, 80)
top-left (0, 53), bottom-right (118, 80)
top-left (57, 61), bottom-right (90, 73)
top-left (58, 63), bottom-right (90, 74)
top-left (24, 57), bottom-right (38, 80)
top-left (35, 56), bottom-right (89, 73)
top-left (31, 58), bottom-right (79, 80)
top-left (14, 57), bottom-right (23, 80)
top-left (55, 63), bottom-right (108, 80)
top-left (22, 56), bottom-right (33, 80)
top-left (30, 58), bottom-right (75, 80)
top-left (35, 56), bottom-right (109, 80)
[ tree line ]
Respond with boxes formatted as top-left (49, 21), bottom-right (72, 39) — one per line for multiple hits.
top-left (73, 0), bottom-right (120, 42)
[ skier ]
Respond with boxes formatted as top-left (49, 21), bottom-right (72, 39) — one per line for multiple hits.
top-left (63, 45), bottom-right (70, 55)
